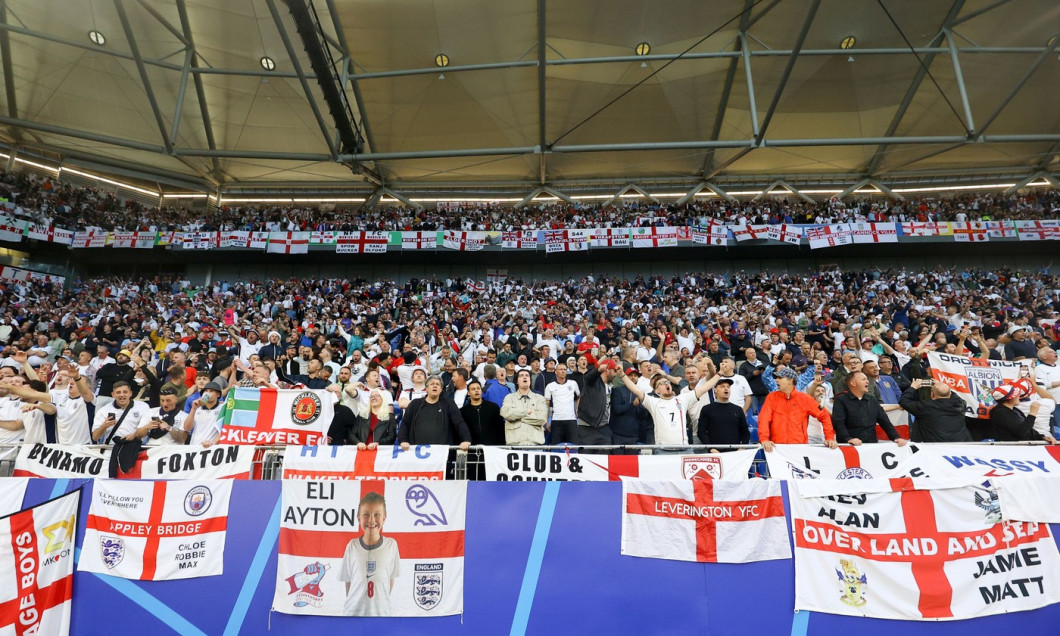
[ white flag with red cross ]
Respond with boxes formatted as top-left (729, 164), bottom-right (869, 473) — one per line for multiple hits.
top-left (691, 223), bottom-right (728, 246)
top-left (806, 224), bottom-right (853, 249)
top-left (732, 224), bottom-right (770, 242)
top-left (765, 444), bottom-right (915, 481)
top-left (25, 224), bottom-right (74, 245)
top-left (591, 227), bottom-right (630, 247)
top-left (850, 222), bottom-right (898, 244)
top-left (501, 230), bottom-right (537, 249)
top-left (267, 231), bottom-right (311, 254)
top-left (766, 223), bottom-right (805, 244)
top-left (951, 221), bottom-right (990, 242)
top-left (401, 231), bottom-right (437, 250)
top-left (441, 230), bottom-right (484, 251)
top-left (281, 445), bottom-right (448, 480)
top-left (274, 480), bottom-right (466, 617)
top-left (79, 480), bottom-right (231, 580)
top-left (1015, 220), bottom-right (1060, 240)
top-left (631, 226), bottom-right (679, 248)
top-left (791, 478), bottom-right (1060, 620)
top-left (335, 231), bottom-right (387, 254)
top-left (0, 490), bottom-right (79, 636)
top-left (621, 479), bottom-right (789, 563)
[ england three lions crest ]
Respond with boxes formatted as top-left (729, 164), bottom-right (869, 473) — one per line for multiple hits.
top-left (414, 563), bottom-right (444, 610)
top-left (100, 536), bottom-right (125, 569)
top-left (682, 455), bottom-right (722, 480)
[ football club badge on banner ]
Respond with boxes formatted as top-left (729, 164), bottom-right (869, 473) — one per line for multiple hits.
top-left (275, 480), bottom-right (466, 617)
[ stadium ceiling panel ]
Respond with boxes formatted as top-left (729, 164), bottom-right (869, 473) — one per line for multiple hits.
top-left (0, 0), bottom-right (1056, 195)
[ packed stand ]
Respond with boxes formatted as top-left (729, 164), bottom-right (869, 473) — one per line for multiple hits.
top-left (0, 267), bottom-right (1057, 473)
top-left (1, 168), bottom-right (1059, 235)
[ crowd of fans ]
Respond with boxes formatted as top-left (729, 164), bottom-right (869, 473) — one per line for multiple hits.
top-left (1, 167), bottom-right (1059, 234)
top-left (0, 265), bottom-right (1058, 468)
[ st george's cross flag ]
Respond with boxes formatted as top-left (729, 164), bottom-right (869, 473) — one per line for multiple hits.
top-left (691, 223), bottom-right (728, 246)
top-left (732, 224), bottom-right (770, 242)
top-left (806, 224), bottom-right (853, 249)
top-left (765, 443), bottom-right (916, 481)
top-left (217, 387), bottom-right (334, 445)
top-left (335, 231), bottom-right (387, 254)
top-left (591, 227), bottom-right (630, 247)
top-left (766, 224), bottom-right (804, 245)
top-left (621, 479), bottom-right (789, 563)
top-left (631, 226), bottom-right (679, 248)
top-left (850, 222), bottom-right (898, 244)
top-left (951, 221), bottom-right (990, 242)
top-left (0, 490), bottom-right (79, 636)
top-left (401, 231), bottom-right (436, 250)
top-left (441, 230), bottom-right (484, 251)
top-left (501, 231), bottom-right (537, 249)
top-left (80, 480), bottom-right (231, 580)
top-left (267, 231), bottom-right (311, 254)
top-left (790, 478), bottom-right (1060, 620)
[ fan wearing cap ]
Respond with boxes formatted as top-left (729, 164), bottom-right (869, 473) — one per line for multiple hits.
top-left (697, 377), bottom-right (750, 449)
top-left (758, 367), bottom-right (837, 452)
top-left (184, 380), bottom-right (227, 446)
top-left (95, 346), bottom-right (139, 403)
top-left (573, 358), bottom-right (621, 449)
top-left (989, 380), bottom-right (1056, 443)
top-left (1005, 325), bottom-right (1037, 361)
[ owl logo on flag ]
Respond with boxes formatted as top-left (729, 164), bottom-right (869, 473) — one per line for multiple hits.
top-left (974, 488), bottom-right (1002, 525)
top-left (101, 536), bottom-right (125, 569)
top-left (405, 485), bottom-right (449, 526)
top-left (837, 559), bottom-right (868, 606)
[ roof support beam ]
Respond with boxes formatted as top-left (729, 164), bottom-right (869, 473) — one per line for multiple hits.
top-left (113, 0), bottom-right (173, 154)
top-left (0, 4), bottom-right (19, 131)
top-left (536, 0), bottom-right (547, 185)
top-left (0, 115), bottom-right (165, 152)
top-left (755, 0), bottom-right (819, 145)
top-left (702, 0), bottom-right (754, 176)
top-left (264, 0), bottom-right (338, 159)
top-left (378, 187), bottom-right (422, 210)
top-left (951, 0), bottom-right (1015, 26)
top-left (869, 180), bottom-right (904, 201)
top-left (1002, 170), bottom-right (1047, 196)
top-left (133, 0), bottom-right (193, 51)
top-left (174, 0), bottom-right (222, 181)
top-left (864, 0), bottom-right (966, 175)
top-left (837, 178), bottom-right (871, 199)
top-left (755, 179), bottom-right (815, 204)
top-left (677, 181), bottom-right (735, 204)
top-left (170, 48), bottom-right (193, 147)
top-left (975, 35), bottom-right (1060, 136)
top-left (741, 32), bottom-right (760, 140)
top-left (602, 184), bottom-right (657, 208)
top-left (943, 29), bottom-right (976, 135)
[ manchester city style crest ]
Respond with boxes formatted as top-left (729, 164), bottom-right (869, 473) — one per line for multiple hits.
top-left (100, 536), bottom-right (125, 569)
top-left (184, 485), bottom-right (213, 516)
top-left (837, 558), bottom-right (868, 606)
top-left (414, 563), bottom-right (444, 610)
top-left (291, 391), bottom-right (323, 425)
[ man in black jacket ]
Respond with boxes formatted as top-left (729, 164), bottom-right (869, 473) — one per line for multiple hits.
top-left (460, 380), bottom-right (505, 445)
top-left (574, 359), bottom-right (620, 450)
top-left (399, 376), bottom-right (471, 450)
top-left (832, 372), bottom-right (908, 446)
top-left (697, 378), bottom-right (750, 449)
top-left (899, 378), bottom-right (972, 442)
top-left (989, 383), bottom-right (1057, 443)
top-left (609, 369), bottom-right (650, 453)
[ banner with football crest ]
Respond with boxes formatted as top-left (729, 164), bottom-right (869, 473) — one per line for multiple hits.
top-left (790, 478), bottom-right (1060, 620)
top-left (274, 480), bottom-right (466, 617)
top-left (216, 387), bottom-right (334, 445)
top-left (483, 448), bottom-right (758, 481)
top-left (765, 444), bottom-right (915, 481)
top-left (927, 352), bottom-right (1023, 418)
top-left (0, 490), bottom-right (79, 636)
top-left (79, 480), bottom-right (231, 580)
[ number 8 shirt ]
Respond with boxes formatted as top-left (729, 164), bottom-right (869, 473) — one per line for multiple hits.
top-left (339, 536), bottom-right (401, 616)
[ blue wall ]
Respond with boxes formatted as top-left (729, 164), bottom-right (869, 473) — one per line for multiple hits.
top-left (24, 479), bottom-right (1060, 635)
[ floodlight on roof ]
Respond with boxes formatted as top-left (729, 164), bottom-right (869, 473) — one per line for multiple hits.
top-left (260, 56), bottom-right (276, 71)
top-left (840, 36), bottom-right (856, 50)
top-left (635, 42), bottom-right (651, 56)
top-left (435, 54), bottom-right (450, 67)
top-left (88, 30), bottom-right (106, 46)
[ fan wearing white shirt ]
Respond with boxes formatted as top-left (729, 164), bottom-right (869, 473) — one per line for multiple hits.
top-left (0, 377), bottom-right (47, 446)
top-left (91, 381), bottom-right (152, 444)
top-left (544, 363), bottom-right (580, 444)
top-left (621, 370), bottom-right (722, 450)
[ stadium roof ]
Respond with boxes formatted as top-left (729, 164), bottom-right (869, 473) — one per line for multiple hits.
top-left (0, 0), bottom-right (1058, 199)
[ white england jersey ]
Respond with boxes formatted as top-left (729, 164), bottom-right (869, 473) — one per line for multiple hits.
top-left (544, 380), bottom-right (580, 420)
top-left (642, 392), bottom-right (698, 445)
top-left (0, 396), bottom-right (25, 443)
top-left (50, 390), bottom-right (91, 445)
top-left (339, 536), bottom-right (401, 616)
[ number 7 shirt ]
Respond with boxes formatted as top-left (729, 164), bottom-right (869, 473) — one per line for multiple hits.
top-left (642, 392), bottom-right (699, 445)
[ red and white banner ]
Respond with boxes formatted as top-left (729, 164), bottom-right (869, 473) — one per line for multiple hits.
top-left (71, 231), bottom-right (107, 248)
top-left (335, 231), bottom-right (387, 254)
top-left (25, 224), bottom-right (73, 245)
top-left (0, 477), bottom-right (27, 517)
top-left (501, 231), bottom-right (536, 249)
top-left (181, 231), bottom-right (219, 250)
top-left (900, 221), bottom-right (948, 237)
top-left (218, 387), bottom-right (334, 446)
top-left (110, 231), bottom-right (156, 249)
top-left (732, 224), bottom-right (770, 242)
top-left (591, 228), bottom-right (630, 247)
top-left (0, 217), bottom-right (23, 243)
top-left (0, 266), bottom-right (65, 286)
top-left (401, 231), bottom-right (436, 250)
top-left (985, 220), bottom-right (1017, 239)
top-left (0, 490), bottom-right (79, 636)
top-left (631, 226), bottom-right (679, 248)
top-left (1015, 220), bottom-right (1060, 241)
top-left (310, 231), bottom-right (336, 245)
top-left (80, 480), bottom-right (230, 580)
top-left (622, 479), bottom-right (789, 563)
top-left (951, 221), bottom-right (990, 243)
top-left (850, 222), bottom-right (898, 244)
top-left (766, 224), bottom-right (804, 245)
top-left (275, 480), bottom-right (466, 616)
top-left (249, 232), bottom-right (270, 249)
top-left (765, 444), bottom-right (914, 480)
top-left (691, 223), bottom-right (728, 246)
top-left (14, 444), bottom-right (109, 479)
top-left (441, 230), bottom-right (484, 251)
top-left (220, 231), bottom-right (250, 248)
top-left (268, 232), bottom-right (311, 254)
top-left (483, 448), bottom-right (758, 481)
top-left (791, 479), bottom-right (1060, 620)
top-left (806, 224), bottom-right (853, 249)
top-left (281, 445), bottom-right (448, 480)
top-left (544, 229), bottom-right (590, 253)
top-left (927, 352), bottom-right (1023, 419)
